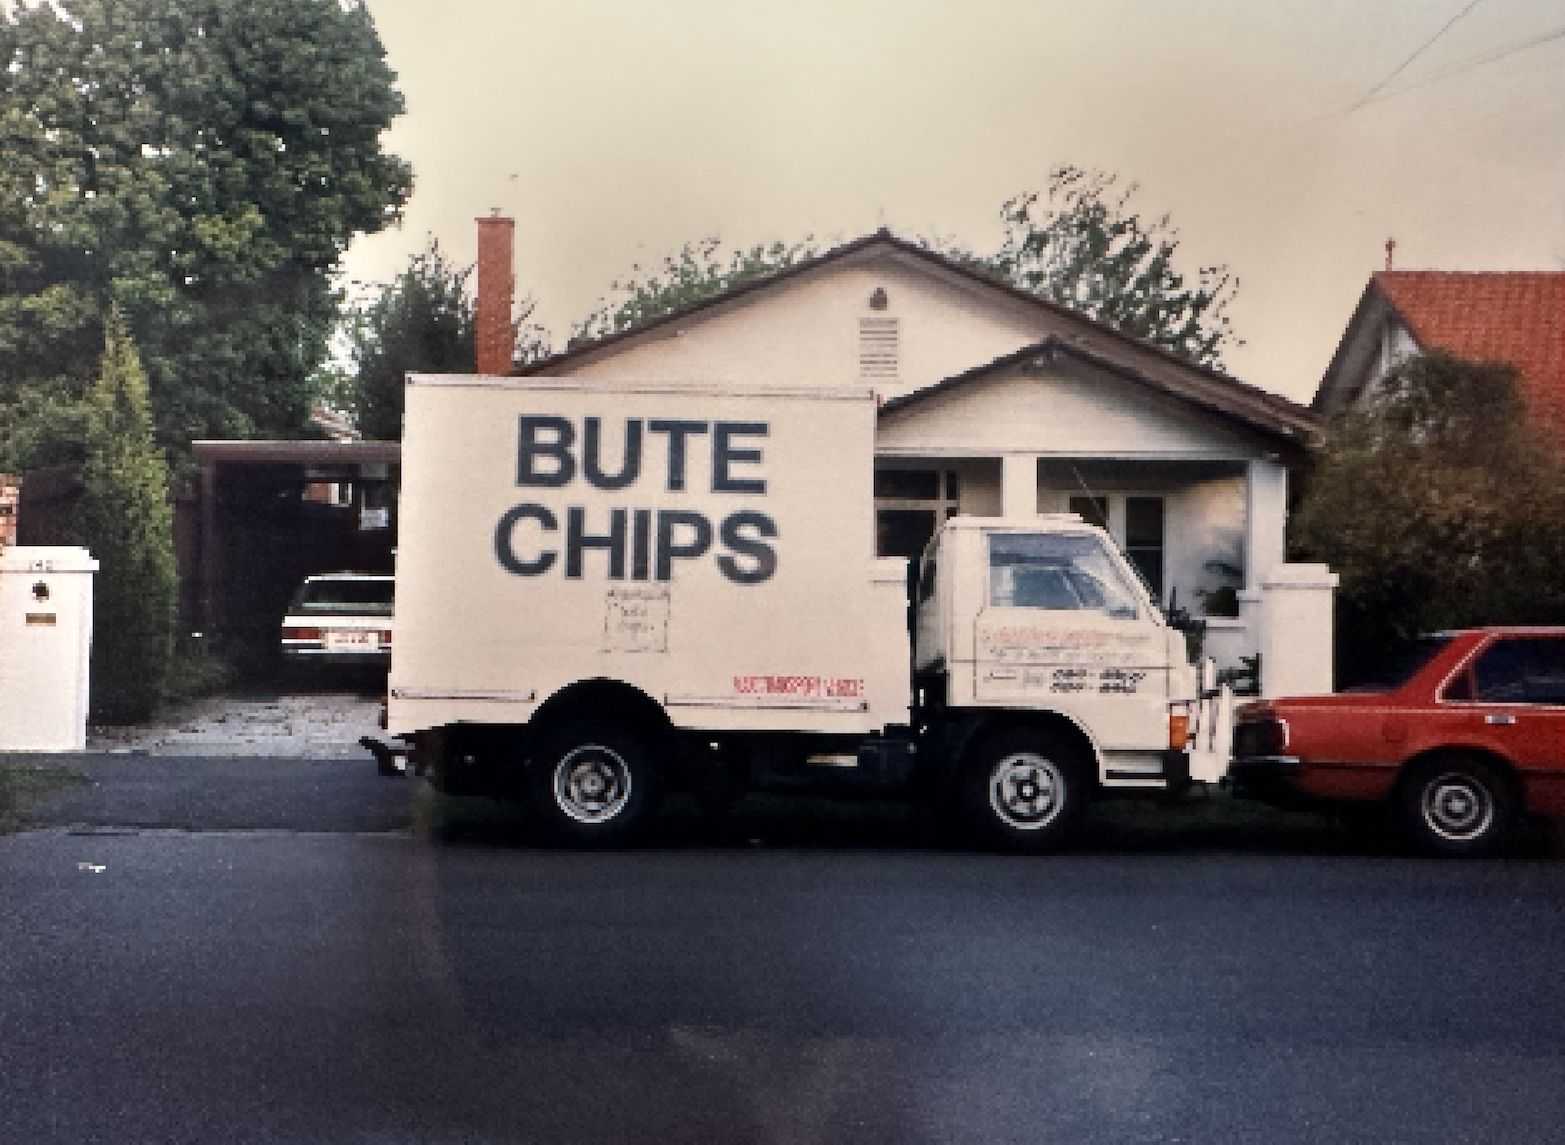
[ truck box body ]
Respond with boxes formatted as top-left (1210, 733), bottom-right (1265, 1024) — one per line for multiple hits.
top-left (388, 377), bottom-right (909, 739)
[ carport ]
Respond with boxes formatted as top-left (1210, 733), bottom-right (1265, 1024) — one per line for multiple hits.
top-left (192, 440), bottom-right (401, 664)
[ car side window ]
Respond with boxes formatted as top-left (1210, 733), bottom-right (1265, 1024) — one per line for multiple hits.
top-left (1471, 638), bottom-right (1565, 705)
top-left (1529, 638), bottom-right (1565, 704)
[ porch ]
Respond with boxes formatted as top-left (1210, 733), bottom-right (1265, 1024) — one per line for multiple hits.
top-left (872, 454), bottom-right (1292, 675)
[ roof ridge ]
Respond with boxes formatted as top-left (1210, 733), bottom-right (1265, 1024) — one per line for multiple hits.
top-left (518, 227), bottom-right (1303, 411)
top-left (881, 336), bottom-right (1319, 445)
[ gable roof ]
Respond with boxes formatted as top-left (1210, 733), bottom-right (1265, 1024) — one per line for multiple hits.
top-left (881, 337), bottom-right (1319, 448)
top-left (1317, 271), bottom-right (1565, 440)
top-left (1376, 271), bottom-right (1565, 437)
top-left (514, 229), bottom-right (1314, 440)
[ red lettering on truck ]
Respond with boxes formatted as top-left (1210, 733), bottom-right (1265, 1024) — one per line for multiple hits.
top-left (732, 675), bottom-right (863, 698)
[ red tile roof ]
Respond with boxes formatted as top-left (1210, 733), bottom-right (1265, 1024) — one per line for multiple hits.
top-left (1375, 271), bottom-right (1565, 442)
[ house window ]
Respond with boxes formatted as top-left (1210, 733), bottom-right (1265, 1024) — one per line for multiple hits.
top-left (875, 467), bottom-right (959, 559)
top-left (1125, 496), bottom-right (1165, 600)
top-left (1065, 493), bottom-right (1165, 601)
top-left (1067, 495), bottom-right (1108, 530)
top-left (859, 317), bottom-right (900, 381)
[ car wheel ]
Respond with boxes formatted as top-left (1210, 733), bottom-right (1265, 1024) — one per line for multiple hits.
top-left (961, 729), bottom-right (1088, 852)
top-left (1399, 756), bottom-right (1515, 858)
top-left (529, 722), bottom-right (660, 847)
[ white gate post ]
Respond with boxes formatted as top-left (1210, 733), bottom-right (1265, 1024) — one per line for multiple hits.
top-left (1259, 563), bottom-right (1339, 697)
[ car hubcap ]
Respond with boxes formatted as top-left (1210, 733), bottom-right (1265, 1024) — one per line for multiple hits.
top-left (989, 752), bottom-right (1065, 830)
top-left (1421, 772), bottom-right (1494, 842)
top-left (554, 745), bottom-right (632, 824)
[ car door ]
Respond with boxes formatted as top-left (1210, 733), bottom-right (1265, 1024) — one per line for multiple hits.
top-left (1460, 636), bottom-right (1565, 776)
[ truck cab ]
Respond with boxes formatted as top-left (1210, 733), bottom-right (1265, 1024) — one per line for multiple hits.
top-left (914, 516), bottom-right (1196, 791)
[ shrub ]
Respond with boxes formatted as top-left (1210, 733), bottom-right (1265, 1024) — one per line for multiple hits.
top-left (78, 312), bottom-right (178, 723)
top-left (1294, 351), bottom-right (1565, 684)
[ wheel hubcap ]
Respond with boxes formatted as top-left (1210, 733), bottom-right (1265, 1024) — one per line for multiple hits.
top-left (989, 752), bottom-right (1066, 830)
top-left (1421, 772), bottom-right (1494, 842)
top-left (553, 745), bottom-right (632, 824)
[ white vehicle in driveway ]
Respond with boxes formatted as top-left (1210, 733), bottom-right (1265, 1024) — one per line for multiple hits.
top-left (280, 573), bottom-right (395, 671)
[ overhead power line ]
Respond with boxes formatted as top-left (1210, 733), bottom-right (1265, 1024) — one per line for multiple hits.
top-left (1352, 21), bottom-right (1565, 112)
top-left (1349, 0), bottom-right (1487, 112)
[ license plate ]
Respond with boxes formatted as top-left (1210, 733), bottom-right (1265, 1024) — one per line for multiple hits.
top-left (326, 629), bottom-right (379, 651)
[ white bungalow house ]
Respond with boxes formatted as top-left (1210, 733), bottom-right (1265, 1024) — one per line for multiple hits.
top-left (477, 220), bottom-right (1331, 690)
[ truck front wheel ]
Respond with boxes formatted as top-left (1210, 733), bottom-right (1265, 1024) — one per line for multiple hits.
top-left (962, 730), bottom-right (1088, 852)
top-left (530, 723), bottom-right (660, 846)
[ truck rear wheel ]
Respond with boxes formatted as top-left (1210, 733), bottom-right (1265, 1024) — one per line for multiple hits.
top-left (529, 722), bottom-right (660, 846)
top-left (961, 729), bottom-right (1088, 852)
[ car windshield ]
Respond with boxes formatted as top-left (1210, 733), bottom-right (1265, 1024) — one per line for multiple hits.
top-left (292, 578), bottom-right (394, 616)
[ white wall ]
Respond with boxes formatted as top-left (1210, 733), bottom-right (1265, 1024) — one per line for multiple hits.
top-left (876, 363), bottom-right (1269, 460)
top-left (1350, 319), bottom-right (1420, 411)
top-left (565, 253), bottom-right (1048, 400)
top-left (954, 460), bottom-right (1002, 516)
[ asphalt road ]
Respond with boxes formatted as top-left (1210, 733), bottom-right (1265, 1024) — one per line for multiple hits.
top-left (3, 755), bottom-right (1564, 1144)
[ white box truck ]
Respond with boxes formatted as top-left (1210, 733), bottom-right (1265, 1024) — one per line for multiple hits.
top-left (383, 375), bottom-right (1221, 848)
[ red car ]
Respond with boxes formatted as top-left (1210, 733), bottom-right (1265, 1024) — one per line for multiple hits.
top-left (1231, 627), bottom-right (1565, 856)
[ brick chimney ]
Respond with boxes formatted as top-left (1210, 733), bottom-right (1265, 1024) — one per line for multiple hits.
top-left (475, 211), bottom-right (515, 375)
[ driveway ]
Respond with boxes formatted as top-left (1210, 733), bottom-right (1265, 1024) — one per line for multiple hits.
top-left (87, 689), bottom-right (384, 758)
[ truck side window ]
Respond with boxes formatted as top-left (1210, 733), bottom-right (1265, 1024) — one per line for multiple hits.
top-left (988, 533), bottom-right (1139, 619)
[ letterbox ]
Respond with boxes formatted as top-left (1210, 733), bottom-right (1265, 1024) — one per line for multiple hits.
top-left (0, 547), bottom-right (98, 751)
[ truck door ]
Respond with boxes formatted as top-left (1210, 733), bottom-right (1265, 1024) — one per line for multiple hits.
top-left (971, 530), bottom-right (1170, 754)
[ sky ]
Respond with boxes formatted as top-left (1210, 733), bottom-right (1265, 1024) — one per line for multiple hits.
top-left (341, 0), bottom-right (1565, 405)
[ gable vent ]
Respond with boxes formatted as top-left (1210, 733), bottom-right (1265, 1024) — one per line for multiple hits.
top-left (859, 316), bottom-right (900, 381)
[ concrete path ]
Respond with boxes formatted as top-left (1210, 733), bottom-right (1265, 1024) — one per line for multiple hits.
top-left (87, 690), bottom-right (383, 758)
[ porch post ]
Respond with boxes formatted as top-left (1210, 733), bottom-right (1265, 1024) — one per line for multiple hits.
top-left (198, 459), bottom-right (219, 636)
top-left (1000, 454), bottom-right (1038, 517)
top-left (1243, 458), bottom-right (1288, 590)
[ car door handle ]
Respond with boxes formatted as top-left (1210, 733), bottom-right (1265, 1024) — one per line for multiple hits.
top-left (1485, 713), bottom-right (1517, 726)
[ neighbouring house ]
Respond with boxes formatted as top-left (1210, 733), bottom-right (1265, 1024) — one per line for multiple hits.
top-left (1315, 270), bottom-right (1565, 441)
top-left (481, 218), bottom-right (1330, 688)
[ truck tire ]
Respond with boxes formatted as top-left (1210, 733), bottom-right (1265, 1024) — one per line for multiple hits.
top-left (1398, 755), bottom-right (1515, 858)
top-left (961, 729), bottom-right (1088, 852)
top-left (529, 722), bottom-right (660, 846)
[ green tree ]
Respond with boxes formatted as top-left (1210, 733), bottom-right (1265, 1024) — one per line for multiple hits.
top-left (347, 239), bottom-right (475, 441)
top-left (346, 237), bottom-right (549, 439)
top-left (571, 168), bottom-right (1239, 368)
top-left (990, 166), bottom-right (1239, 369)
top-left (0, 0), bottom-right (412, 470)
top-left (1294, 351), bottom-right (1565, 683)
top-left (573, 235), bottom-right (820, 345)
top-left (78, 311), bottom-right (177, 723)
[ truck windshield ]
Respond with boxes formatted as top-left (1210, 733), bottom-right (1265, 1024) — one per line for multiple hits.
top-left (988, 533), bottom-right (1140, 619)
